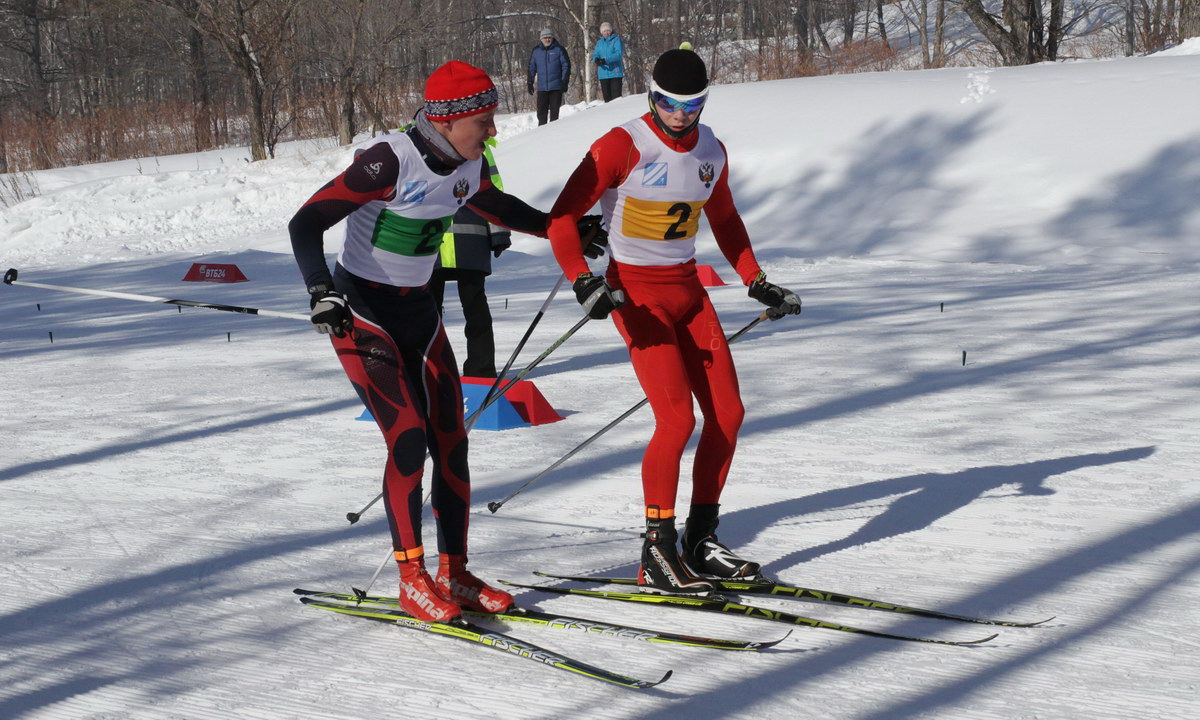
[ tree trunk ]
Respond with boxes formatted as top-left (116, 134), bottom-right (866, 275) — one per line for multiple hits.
top-left (234, 55), bottom-right (268, 162)
top-left (710, 1), bottom-right (723, 79)
top-left (962, 0), bottom-right (1031, 65)
top-left (189, 24), bottom-right (214, 152)
top-left (1047, 0), bottom-right (1065, 59)
top-left (877, 0), bottom-right (889, 47)
top-left (338, 77), bottom-right (356, 146)
top-left (934, 0), bottom-right (947, 67)
top-left (843, 0), bottom-right (859, 45)
top-left (338, 0), bottom-right (365, 145)
top-left (794, 3), bottom-right (811, 56)
top-left (23, 0), bottom-right (55, 169)
top-left (584, 0), bottom-right (598, 103)
top-left (357, 86), bottom-right (390, 136)
top-left (1125, 0), bottom-right (1136, 55)
top-left (915, 0), bottom-right (931, 68)
top-left (0, 111), bottom-right (9, 174)
top-left (1182, 0), bottom-right (1200, 38)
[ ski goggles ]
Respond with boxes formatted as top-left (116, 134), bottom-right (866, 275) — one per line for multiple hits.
top-left (650, 89), bottom-right (707, 115)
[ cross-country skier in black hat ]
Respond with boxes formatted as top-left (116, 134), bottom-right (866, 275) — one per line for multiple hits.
top-left (545, 49), bottom-right (801, 594)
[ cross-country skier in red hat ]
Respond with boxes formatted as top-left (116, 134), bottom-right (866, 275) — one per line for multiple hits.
top-left (289, 61), bottom-right (603, 622)
top-left (546, 49), bottom-right (802, 594)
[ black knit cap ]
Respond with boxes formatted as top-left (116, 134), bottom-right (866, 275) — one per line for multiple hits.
top-left (652, 49), bottom-right (708, 95)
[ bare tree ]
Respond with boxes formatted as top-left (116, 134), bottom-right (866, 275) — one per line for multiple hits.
top-left (294, 0), bottom-right (405, 145)
top-left (897, 0), bottom-right (953, 67)
top-left (2, 0), bottom-right (1196, 173)
top-left (0, 0), bottom-right (59, 168)
top-left (876, 0), bottom-right (890, 46)
top-left (1179, 0), bottom-right (1200, 36)
top-left (149, 0), bottom-right (300, 161)
top-left (960, 0), bottom-right (1067, 65)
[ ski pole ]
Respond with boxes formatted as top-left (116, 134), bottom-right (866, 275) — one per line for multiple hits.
top-left (345, 310), bottom-right (594, 524)
top-left (351, 549), bottom-right (396, 602)
top-left (486, 309), bottom-right (774, 514)
top-left (472, 274), bottom-right (566, 427)
top-left (2, 268), bottom-right (309, 321)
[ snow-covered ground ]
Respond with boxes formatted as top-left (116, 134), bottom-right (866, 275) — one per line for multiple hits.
top-left (2, 49), bottom-right (1199, 719)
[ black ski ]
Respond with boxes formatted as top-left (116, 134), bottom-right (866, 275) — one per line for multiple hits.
top-left (502, 581), bottom-right (998, 646)
top-left (533, 572), bottom-right (1053, 628)
top-left (297, 596), bottom-right (670, 689)
top-left (293, 588), bottom-right (785, 650)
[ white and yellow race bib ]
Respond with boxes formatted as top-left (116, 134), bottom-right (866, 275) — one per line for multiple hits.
top-left (600, 119), bottom-right (725, 266)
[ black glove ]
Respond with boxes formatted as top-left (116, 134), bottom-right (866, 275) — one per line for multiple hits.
top-left (595, 57), bottom-right (606, 66)
top-left (308, 285), bottom-right (353, 337)
top-left (573, 272), bottom-right (625, 320)
top-left (527, 81), bottom-right (535, 95)
top-left (577, 214), bottom-right (609, 259)
top-left (491, 231), bottom-right (512, 258)
top-left (747, 273), bottom-right (801, 319)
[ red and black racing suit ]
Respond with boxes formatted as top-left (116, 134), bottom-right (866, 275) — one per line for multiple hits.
top-left (289, 127), bottom-right (546, 558)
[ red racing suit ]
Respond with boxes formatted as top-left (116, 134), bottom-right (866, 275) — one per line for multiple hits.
top-left (547, 113), bottom-right (764, 517)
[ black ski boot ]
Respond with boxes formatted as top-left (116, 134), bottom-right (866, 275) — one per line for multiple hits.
top-left (682, 504), bottom-right (764, 580)
top-left (638, 507), bottom-right (715, 595)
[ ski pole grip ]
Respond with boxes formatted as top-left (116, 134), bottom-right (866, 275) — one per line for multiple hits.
top-left (3, 268), bottom-right (17, 285)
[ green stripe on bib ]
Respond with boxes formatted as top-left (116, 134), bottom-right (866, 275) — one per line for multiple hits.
top-left (371, 210), bottom-right (452, 257)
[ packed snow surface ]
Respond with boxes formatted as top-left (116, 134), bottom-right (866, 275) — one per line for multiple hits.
top-left (2, 53), bottom-right (1199, 719)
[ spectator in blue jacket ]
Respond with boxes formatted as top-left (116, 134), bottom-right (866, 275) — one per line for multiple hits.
top-left (528, 28), bottom-right (571, 125)
top-left (592, 21), bottom-right (624, 103)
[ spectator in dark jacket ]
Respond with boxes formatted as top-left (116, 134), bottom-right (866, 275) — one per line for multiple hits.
top-left (592, 21), bottom-right (624, 102)
top-left (428, 139), bottom-right (510, 379)
top-left (528, 28), bottom-right (571, 125)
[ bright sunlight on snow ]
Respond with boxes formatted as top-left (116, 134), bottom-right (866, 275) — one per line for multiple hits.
top-left (2, 52), bottom-right (1199, 719)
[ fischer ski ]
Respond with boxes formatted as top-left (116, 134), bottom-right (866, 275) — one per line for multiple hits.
top-left (293, 588), bottom-right (785, 651)
top-left (297, 596), bottom-right (670, 689)
top-left (502, 581), bottom-right (998, 646)
top-left (533, 573), bottom-right (1053, 628)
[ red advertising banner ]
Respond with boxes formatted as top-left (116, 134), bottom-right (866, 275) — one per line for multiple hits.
top-left (183, 263), bottom-right (249, 283)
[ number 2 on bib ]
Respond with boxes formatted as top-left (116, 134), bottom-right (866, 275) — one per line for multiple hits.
top-left (620, 198), bottom-right (704, 241)
top-left (370, 211), bottom-right (451, 256)
top-left (664, 203), bottom-right (692, 240)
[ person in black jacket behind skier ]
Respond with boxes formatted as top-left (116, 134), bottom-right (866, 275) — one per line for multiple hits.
top-left (528, 27), bottom-right (571, 125)
top-left (428, 137), bottom-right (510, 379)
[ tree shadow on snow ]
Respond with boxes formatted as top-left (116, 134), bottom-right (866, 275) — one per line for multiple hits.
top-left (618, 494), bottom-right (1200, 720)
top-left (733, 110), bottom-right (992, 266)
top-left (0, 512), bottom-right (386, 718)
top-left (963, 135), bottom-right (1200, 264)
top-left (476, 288), bottom-right (1193, 524)
top-left (725, 446), bottom-right (1155, 572)
top-left (0, 250), bottom-right (312, 361)
top-left (736, 304), bottom-right (1199, 445)
top-left (0, 397), bottom-right (359, 485)
top-left (1046, 136), bottom-right (1200, 252)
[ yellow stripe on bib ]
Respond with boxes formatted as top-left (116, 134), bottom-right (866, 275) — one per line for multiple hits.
top-left (620, 198), bottom-right (706, 241)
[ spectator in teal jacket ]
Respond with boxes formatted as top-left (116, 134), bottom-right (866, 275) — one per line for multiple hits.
top-left (592, 22), bottom-right (624, 103)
